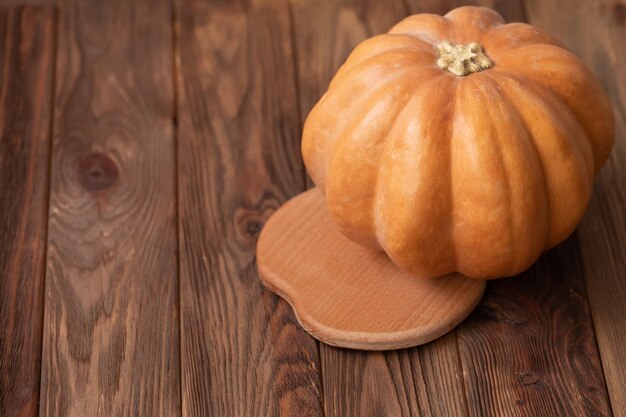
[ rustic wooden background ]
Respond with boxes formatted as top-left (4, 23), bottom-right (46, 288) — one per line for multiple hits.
top-left (0, 0), bottom-right (624, 416)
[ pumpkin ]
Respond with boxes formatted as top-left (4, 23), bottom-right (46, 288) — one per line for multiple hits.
top-left (301, 6), bottom-right (614, 280)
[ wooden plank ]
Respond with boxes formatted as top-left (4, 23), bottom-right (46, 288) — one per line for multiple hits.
top-left (321, 337), bottom-right (471, 417)
top-left (523, 0), bottom-right (626, 415)
top-left (290, 1), bottom-right (473, 416)
top-left (176, 1), bottom-right (323, 416)
top-left (0, 6), bottom-right (53, 417)
top-left (458, 239), bottom-right (612, 416)
top-left (39, 1), bottom-right (180, 415)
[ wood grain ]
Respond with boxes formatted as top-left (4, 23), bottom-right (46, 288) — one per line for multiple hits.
top-left (176, 1), bottom-right (323, 415)
top-left (0, 6), bottom-right (53, 417)
top-left (39, 1), bottom-right (180, 415)
top-left (322, 336), bottom-right (470, 417)
top-left (457, 239), bottom-right (612, 417)
top-left (257, 188), bottom-right (486, 350)
top-left (523, 0), bottom-right (626, 415)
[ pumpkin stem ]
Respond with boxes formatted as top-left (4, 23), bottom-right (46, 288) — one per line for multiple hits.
top-left (435, 41), bottom-right (493, 76)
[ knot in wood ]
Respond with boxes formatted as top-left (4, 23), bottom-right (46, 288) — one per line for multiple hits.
top-left (516, 371), bottom-right (540, 386)
top-left (78, 153), bottom-right (119, 191)
top-left (246, 221), bottom-right (262, 237)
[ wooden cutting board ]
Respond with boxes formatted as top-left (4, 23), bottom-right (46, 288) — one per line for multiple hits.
top-left (257, 188), bottom-right (486, 350)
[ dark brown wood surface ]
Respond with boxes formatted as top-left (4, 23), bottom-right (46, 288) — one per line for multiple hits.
top-left (0, 6), bottom-right (53, 417)
top-left (38, 0), bottom-right (180, 415)
top-left (0, 0), bottom-right (624, 416)
top-left (175, 1), bottom-right (323, 416)
top-left (457, 239), bottom-right (612, 417)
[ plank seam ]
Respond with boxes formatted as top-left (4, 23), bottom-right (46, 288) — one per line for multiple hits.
top-left (286, 0), bottom-right (309, 191)
top-left (518, 0), bottom-right (530, 22)
top-left (171, 1), bottom-right (183, 416)
top-left (37, 5), bottom-right (59, 416)
top-left (454, 329), bottom-right (472, 417)
top-left (398, 0), bottom-right (412, 17)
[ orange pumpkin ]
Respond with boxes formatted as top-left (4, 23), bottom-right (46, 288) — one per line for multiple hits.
top-left (302, 6), bottom-right (614, 280)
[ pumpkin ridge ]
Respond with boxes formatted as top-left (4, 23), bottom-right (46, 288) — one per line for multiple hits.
top-left (336, 34), bottom-right (436, 80)
top-left (480, 75), bottom-right (542, 275)
top-left (484, 72), bottom-right (552, 252)
top-left (490, 70), bottom-right (593, 248)
top-left (374, 74), bottom-right (457, 278)
top-left (371, 74), bottom-right (445, 247)
top-left (391, 31), bottom-right (443, 48)
top-left (326, 66), bottom-right (442, 177)
top-left (446, 78), bottom-right (460, 272)
top-left (325, 69), bottom-right (443, 244)
top-left (371, 97), bottom-right (419, 250)
top-left (444, 78), bottom-right (459, 275)
top-left (493, 70), bottom-right (594, 182)
top-left (444, 6), bottom-right (504, 43)
top-left (496, 70), bottom-right (595, 185)
top-left (479, 22), bottom-right (565, 51)
top-left (451, 76), bottom-right (520, 277)
top-left (331, 45), bottom-right (435, 90)
top-left (488, 43), bottom-right (614, 170)
top-left (304, 64), bottom-right (435, 191)
top-left (385, 33), bottom-right (442, 49)
top-left (389, 14), bottom-right (451, 45)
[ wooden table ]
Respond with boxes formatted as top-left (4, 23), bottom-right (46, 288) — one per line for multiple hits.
top-left (1, 0), bottom-right (624, 416)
